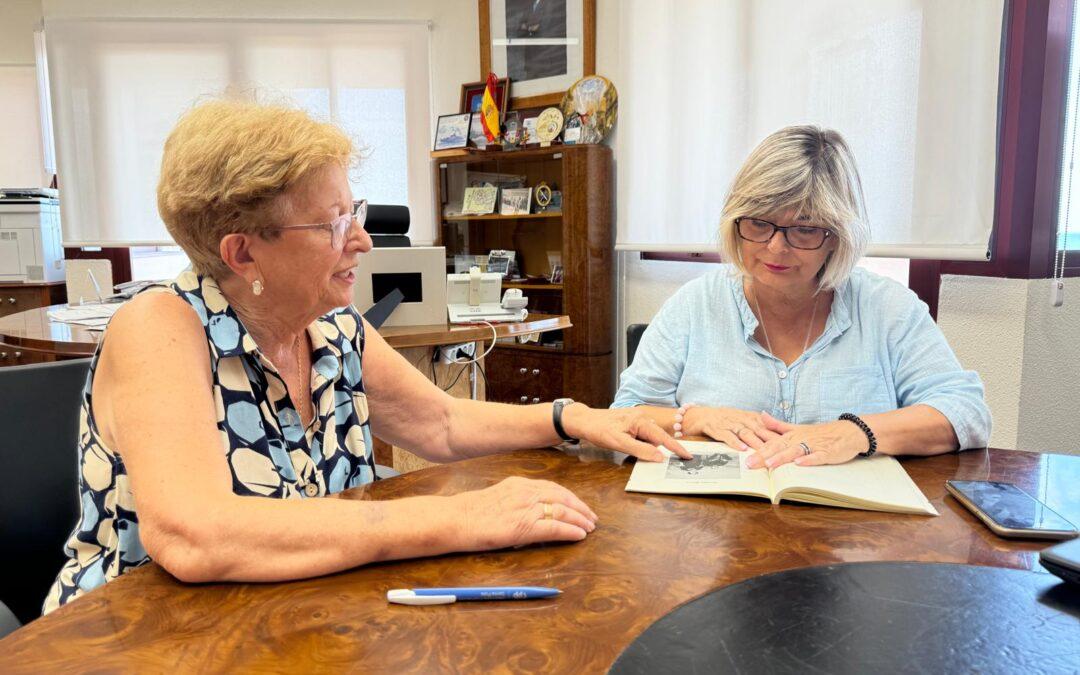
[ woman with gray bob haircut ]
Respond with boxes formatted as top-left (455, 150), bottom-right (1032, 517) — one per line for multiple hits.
top-left (612, 125), bottom-right (991, 468)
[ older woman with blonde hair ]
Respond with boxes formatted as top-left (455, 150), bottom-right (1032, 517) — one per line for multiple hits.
top-left (44, 99), bottom-right (688, 614)
top-left (613, 125), bottom-right (990, 468)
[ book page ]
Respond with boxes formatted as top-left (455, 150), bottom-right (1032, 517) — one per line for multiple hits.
top-left (625, 441), bottom-right (772, 499)
top-left (770, 455), bottom-right (938, 515)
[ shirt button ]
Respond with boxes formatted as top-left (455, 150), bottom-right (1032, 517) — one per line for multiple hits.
top-left (780, 401), bottom-right (791, 411)
top-left (778, 370), bottom-right (788, 379)
top-left (304, 483), bottom-right (319, 498)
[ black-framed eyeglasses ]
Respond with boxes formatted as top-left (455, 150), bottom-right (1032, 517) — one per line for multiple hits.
top-left (266, 199), bottom-right (368, 250)
top-left (734, 216), bottom-right (832, 251)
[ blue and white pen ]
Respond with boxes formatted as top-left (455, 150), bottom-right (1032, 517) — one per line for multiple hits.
top-left (387, 586), bottom-right (561, 605)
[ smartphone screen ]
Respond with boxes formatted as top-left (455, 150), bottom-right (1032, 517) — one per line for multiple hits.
top-left (948, 480), bottom-right (1076, 533)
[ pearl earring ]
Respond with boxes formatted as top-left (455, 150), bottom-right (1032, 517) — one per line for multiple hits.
top-left (252, 279), bottom-right (264, 296)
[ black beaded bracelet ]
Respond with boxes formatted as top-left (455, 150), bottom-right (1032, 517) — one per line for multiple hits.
top-left (838, 412), bottom-right (877, 457)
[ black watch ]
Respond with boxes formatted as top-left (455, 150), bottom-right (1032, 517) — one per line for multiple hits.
top-left (552, 398), bottom-right (580, 444)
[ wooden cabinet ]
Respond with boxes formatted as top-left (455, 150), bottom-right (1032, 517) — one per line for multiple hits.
top-left (0, 343), bottom-right (55, 366)
top-left (0, 282), bottom-right (67, 367)
top-left (434, 145), bottom-right (614, 407)
top-left (0, 282), bottom-right (65, 319)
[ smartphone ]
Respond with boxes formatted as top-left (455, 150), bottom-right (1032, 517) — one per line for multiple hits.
top-left (945, 480), bottom-right (1078, 540)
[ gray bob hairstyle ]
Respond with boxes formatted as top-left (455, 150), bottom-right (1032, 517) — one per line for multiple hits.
top-left (719, 125), bottom-right (869, 291)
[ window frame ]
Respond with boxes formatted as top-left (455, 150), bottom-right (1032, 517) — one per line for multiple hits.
top-left (909, 0), bottom-right (1073, 317)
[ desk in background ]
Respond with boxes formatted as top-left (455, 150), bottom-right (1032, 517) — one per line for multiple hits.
top-left (0, 304), bottom-right (571, 472)
top-left (0, 447), bottom-right (1074, 672)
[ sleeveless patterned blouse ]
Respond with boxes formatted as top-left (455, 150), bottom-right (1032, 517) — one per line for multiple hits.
top-left (44, 270), bottom-right (376, 614)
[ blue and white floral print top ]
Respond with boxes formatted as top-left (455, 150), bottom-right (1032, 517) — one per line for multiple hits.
top-left (44, 270), bottom-right (376, 614)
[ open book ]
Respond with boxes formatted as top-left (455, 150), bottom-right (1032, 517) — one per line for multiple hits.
top-left (626, 440), bottom-right (938, 515)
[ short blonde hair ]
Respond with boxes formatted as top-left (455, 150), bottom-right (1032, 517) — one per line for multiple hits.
top-left (719, 125), bottom-right (868, 290)
top-left (157, 98), bottom-right (354, 278)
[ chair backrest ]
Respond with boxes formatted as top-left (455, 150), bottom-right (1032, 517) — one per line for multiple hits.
top-left (627, 323), bottom-right (649, 366)
top-left (0, 358), bottom-right (91, 624)
top-left (365, 204), bottom-right (411, 247)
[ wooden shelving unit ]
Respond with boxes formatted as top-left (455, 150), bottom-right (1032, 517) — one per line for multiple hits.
top-left (433, 145), bottom-right (614, 407)
top-left (443, 212), bottom-right (562, 222)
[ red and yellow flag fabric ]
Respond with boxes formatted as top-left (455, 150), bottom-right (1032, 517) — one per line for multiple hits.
top-left (479, 72), bottom-right (501, 143)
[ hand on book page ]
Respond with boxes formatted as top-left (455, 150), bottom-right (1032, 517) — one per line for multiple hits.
top-left (746, 412), bottom-right (870, 469)
top-left (626, 440), bottom-right (937, 515)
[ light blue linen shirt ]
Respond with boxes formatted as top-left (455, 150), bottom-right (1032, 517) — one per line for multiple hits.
top-left (612, 265), bottom-right (991, 450)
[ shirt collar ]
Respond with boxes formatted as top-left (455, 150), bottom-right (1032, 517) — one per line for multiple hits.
top-left (728, 267), bottom-right (853, 341)
top-left (171, 270), bottom-right (260, 359)
top-left (171, 270), bottom-right (355, 374)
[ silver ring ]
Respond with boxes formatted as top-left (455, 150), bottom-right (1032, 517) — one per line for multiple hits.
top-left (799, 442), bottom-right (812, 456)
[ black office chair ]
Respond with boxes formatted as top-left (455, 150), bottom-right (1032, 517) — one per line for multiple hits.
top-left (364, 204), bottom-right (411, 248)
top-left (626, 323), bottom-right (649, 366)
top-left (0, 358), bottom-right (91, 633)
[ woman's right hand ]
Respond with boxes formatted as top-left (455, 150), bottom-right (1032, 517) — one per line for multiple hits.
top-left (454, 476), bottom-right (598, 550)
top-left (682, 406), bottom-right (780, 451)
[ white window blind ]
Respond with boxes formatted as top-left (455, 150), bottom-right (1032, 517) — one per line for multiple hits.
top-left (45, 19), bottom-right (433, 246)
top-left (0, 65), bottom-right (49, 187)
top-left (616, 0), bottom-right (1004, 260)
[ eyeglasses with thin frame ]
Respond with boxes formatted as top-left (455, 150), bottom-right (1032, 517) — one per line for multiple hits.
top-left (266, 199), bottom-right (368, 250)
top-left (734, 216), bottom-right (832, 250)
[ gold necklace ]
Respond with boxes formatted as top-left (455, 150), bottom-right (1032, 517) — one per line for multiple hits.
top-left (294, 334), bottom-right (308, 426)
top-left (750, 285), bottom-right (820, 359)
top-left (751, 285), bottom-right (821, 424)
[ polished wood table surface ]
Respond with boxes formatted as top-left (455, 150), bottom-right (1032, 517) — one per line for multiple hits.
top-left (0, 304), bottom-right (571, 355)
top-left (1, 447), bottom-right (1075, 673)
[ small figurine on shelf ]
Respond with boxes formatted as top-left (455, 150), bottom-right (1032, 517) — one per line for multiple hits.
top-left (502, 111), bottom-right (521, 151)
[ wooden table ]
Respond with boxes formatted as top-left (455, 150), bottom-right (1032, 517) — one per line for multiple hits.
top-left (0, 447), bottom-right (1074, 673)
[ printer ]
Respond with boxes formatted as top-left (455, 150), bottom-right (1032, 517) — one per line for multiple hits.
top-left (0, 188), bottom-right (65, 283)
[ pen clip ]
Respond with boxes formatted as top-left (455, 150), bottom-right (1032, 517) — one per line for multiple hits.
top-left (387, 589), bottom-right (457, 606)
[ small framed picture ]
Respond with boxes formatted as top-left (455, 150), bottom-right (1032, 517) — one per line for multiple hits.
top-left (500, 187), bottom-right (532, 216)
top-left (549, 263), bottom-right (564, 284)
top-left (469, 112), bottom-right (489, 150)
top-left (522, 117), bottom-right (538, 146)
top-left (433, 113), bottom-right (471, 151)
top-left (460, 77), bottom-right (511, 115)
top-left (462, 186), bottom-right (499, 215)
top-left (486, 249), bottom-right (517, 277)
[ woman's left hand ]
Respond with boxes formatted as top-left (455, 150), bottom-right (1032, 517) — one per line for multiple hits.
top-left (746, 412), bottom-right (871, 469)
top-left (562, 404), bottom-right (693, 462)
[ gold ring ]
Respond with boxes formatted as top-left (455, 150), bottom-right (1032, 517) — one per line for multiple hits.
top-left (542, 502), bottom-right (554, 520)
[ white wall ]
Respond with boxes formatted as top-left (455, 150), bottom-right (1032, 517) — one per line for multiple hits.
top-left (940, 275), bottom-right (1080, 455)
top-left (0, 0), bottom-right (49, 187)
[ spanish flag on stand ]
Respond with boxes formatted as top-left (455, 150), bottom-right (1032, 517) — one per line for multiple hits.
top-left (479, 72), bottom-right (501, 144)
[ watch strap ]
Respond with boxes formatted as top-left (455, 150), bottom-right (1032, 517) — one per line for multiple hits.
top-left (552, 398), bottom-right (580, 444)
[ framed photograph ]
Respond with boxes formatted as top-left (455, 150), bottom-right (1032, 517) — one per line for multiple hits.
top-left (487, 249), bottom-right (517, 277)
top-left (462, 186), bottom-right (499, 215)
top-left (433, 113), bottom-right (471, 151)
top-left (468, 112), bottom-right (489, 149)
top-left (460, 77), bottom-right (511, 115)
top-left (522, 116), bottom-right (538, 145)
top-left (499, 187), bottom-right (532, 216)
top-left (549, 263), bottom-right (564, 284)
top-left (479, 0), bottom-right (596, 109)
